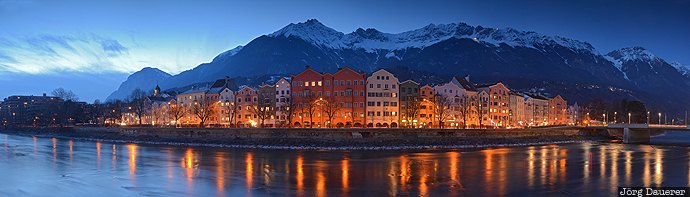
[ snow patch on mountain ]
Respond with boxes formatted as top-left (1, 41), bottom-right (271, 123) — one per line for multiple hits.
top-left (604, 55), bottom-right (629, 81)
top-left (607, 47), bottom-right (659, 62)
top-left (268, 19), bottom-right (597, 54)
top-left (269, 19), bottom-right (346, 49)
top-left (672, 62), bottom-right (690, 76)
top-left (212, 45), bottom-right (244, 62)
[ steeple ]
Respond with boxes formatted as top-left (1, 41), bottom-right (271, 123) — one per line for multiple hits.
top-left (154, 81), bottom-right (161, 97)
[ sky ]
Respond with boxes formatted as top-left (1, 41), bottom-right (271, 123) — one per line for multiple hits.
top-left (1, 0), bottom-right (689, 102)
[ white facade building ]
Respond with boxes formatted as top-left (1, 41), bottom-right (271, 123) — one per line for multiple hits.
top-left (366, 69), bottom-right (399, 128)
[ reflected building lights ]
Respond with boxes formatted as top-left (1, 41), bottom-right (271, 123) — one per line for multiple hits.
top-left (52, 138), bottom-right (57, 162)
top-left (96, 141), bottom-right (101, 168)
top-left (654, 149), bottom-right (663, 186)
top-left (315, 161), bottom-right (326, 197)
top-left (127, 144), bottom-right (138, 176)
top-left (32, 136), bottom-right (37, 155)
top-left (341, 157), bottom-right (349, 195)
top-left (399, 155), bottom-right (409, 193)
top-left (112, 144), bottom-right (117, 170)
top-left (528, 147), bottom-right (535, 188)
top-left (609, 149), bottom-right (619, 194)
top-left (388, 158), bottom-right (398, 197)
top-left (498, 150), bottom-right (507, 197)
top-left (215, 152), bottom-right (225, 195)
top-left (644, 151), bottom-right (651, 187)
top-left (448, 151), bottom-right (460, 191)
top-left (69, 140), bottom-right (74, 162)
top-left (625, 151), bottom-right (632, 186)
top-left (296, 154), bottom-right (304, 197)
top-left (182, 148), bottom-right (196, 189)
top-left (540, 147), bottom-right (547, 186)
top-left (263, 163), bottom-right (271, 189)
top-left (246, 152), bottom-right (253, 192)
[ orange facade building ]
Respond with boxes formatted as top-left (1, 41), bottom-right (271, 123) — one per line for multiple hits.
top-left (291, 66), bottom-right (366, 128)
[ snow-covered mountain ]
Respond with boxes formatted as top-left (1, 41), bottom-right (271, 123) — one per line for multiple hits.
top-left (106, 67), bottom-right (171, 101)
top-left (269, 19), bottom-right (596, 54)
top-left (109, 19), bottom-right (690, 113)
top-left (671, 62), bottom-right (690, 77)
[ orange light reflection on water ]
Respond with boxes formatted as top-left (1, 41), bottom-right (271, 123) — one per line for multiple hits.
top-left (341, 157), bottom-right (349, 195)
top-left (296, 154), bottom-right (304, 197)
top-left (246, 152), bottom-right (253, 192)
top-left (127, 144), bottom-right (138, 176)
top-left (96, 141), bottom-right (101, 168)
top-left (215, 152), bottom-right (225, 196)
top-left (315, 161), bottom-right (326, 197)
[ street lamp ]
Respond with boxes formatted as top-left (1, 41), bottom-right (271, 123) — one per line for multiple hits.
top-left (614, 112), bottom-right (618, 124)
top-left (658, 112), bottom-right (662, 125)
top-left (647, 111), bottom-right (650, 125)
top-left (628, 112), bottom-right (631, 124)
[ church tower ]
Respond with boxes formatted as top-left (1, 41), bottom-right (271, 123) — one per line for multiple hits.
top-left (153, 82), bottom-right (161, 97)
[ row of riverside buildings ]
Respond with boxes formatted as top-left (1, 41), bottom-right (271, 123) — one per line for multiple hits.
top-left (122, 66), bottom-right (574, 128)
top-left (0, 94), bottom-right (93, 127)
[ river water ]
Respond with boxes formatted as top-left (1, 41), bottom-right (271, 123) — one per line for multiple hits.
top-left (1, 132), bottom-right (690, 197)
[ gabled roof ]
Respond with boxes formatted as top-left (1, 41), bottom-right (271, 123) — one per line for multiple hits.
top-left (292, 66), bottom-right (323, 78)
top-left (400, 79), bottom-right (420, 85)
top-left (452, 76), bottom-right (477, 91)
top-left (334, 66), bottom-right (365, 76)
top-left (180, 88), bottom-right (208, 95)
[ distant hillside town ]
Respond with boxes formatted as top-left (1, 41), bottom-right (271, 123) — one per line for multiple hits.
top-left (6, 66), bottom-right (654, 129)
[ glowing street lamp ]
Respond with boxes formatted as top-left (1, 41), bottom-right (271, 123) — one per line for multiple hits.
top-left (658, 112), bottom-right (662, 124)
top-left (614, 112), bottom-right (618, 124)
top-left (628, 112), bottom-right (631, 124)
top-left (647, 111), bottom-right (650, 125)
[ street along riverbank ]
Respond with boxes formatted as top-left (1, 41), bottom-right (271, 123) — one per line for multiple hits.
top-left (0, 126), bottom-right (613, 150)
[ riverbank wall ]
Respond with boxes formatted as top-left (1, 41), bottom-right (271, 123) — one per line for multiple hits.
top-left (0, 126), bottom-right (610, 150)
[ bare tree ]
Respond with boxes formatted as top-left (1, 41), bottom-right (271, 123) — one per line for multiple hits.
top-left (282, 98), bottom-right (296, 128)
top-left (477, 95), bottom-right (488, 129)
top-left (190, 98), bottom-right (215, 127)
top-left (321, 97), bottom-right (340, 128)
top-left (403, 96), bottom-right (422, 128)
top-left (167, 101), bottom-right (186, 128)
top-left (223, 99), bottom-right (239, 127)
top-left (434, 94), bottom-right (452, 128)
top-left (299, 93), bottom-right (319, 128)
top-left (51, 87), bottom-right (79, 101)
top-left (129, 88), bottom-right (149, 126)
top-left (461, 95), bottom-right (470, 129)
top-left (251, 93), bottom-right (273, 128)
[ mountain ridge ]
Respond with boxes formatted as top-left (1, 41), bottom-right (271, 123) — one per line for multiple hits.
top-left (106, 19), bottom-right (690, 114)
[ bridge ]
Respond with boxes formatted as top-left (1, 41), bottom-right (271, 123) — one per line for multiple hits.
top-left (588, 124), bottom-right (690, 144)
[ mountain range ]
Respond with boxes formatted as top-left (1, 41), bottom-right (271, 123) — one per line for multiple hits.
top-left (107, 19), bottom-right (690, 114)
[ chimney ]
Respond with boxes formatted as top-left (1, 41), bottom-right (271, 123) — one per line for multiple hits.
top-left (305, 65), bottom-right (310, 69)
top-left (43, 93), bottom-right (47, 97)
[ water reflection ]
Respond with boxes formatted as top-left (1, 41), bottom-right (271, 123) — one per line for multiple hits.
top-left (246, 152), bottom-right (253, 192)
top-left (296, 154), bottom-right (304, 197)
top-left (215, 152), bottom-right (225, 196)
top-left (182, 148), bottom-right (197, 188)
top-left (4, 133), bottom-right (690, 197)
top-left (315, 161), bottom-right (327, 197)
top-left (96, 141), bottom-right (101, 168)
top-left (341, 157), bottom-right (349, 195)
top-left (52, 138), bottom-right (57, 162)
top-left (127, 144), bottom-right (137, 176)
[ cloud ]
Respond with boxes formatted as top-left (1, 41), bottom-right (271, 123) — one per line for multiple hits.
top-left (0, 34), bottom-right (139, 74)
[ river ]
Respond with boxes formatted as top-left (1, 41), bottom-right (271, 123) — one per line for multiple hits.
top-left (1, 131), bottom-right (690, 196)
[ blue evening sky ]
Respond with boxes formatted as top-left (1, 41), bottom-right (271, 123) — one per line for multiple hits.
top-left (0, 0), bottom-right (688, 102)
